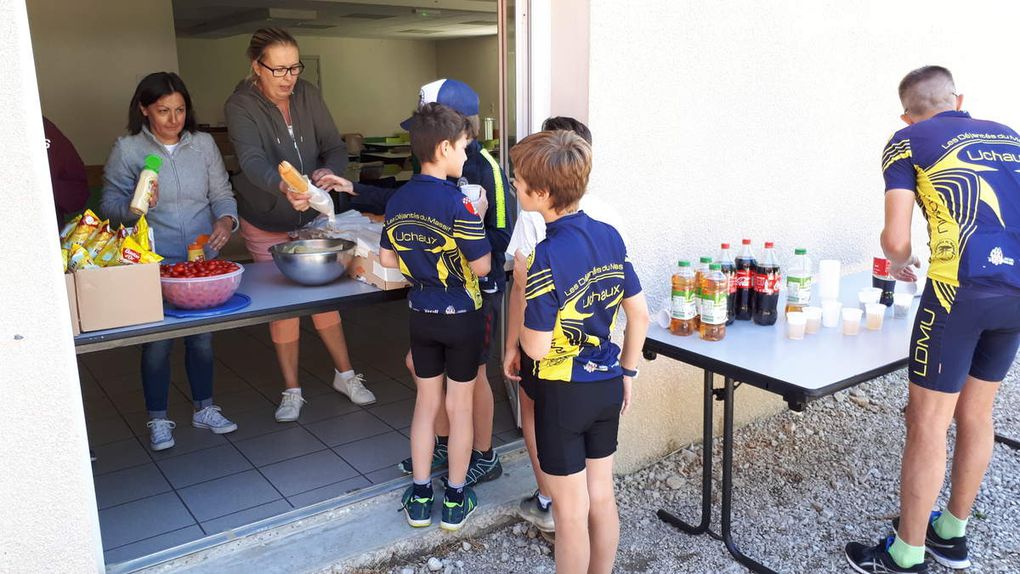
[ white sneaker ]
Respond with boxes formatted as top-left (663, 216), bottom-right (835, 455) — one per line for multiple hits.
top-left (192, 405), bottom-right (238, 434)
top-left (275, 391), bottom-right (306, 422)
top-left (147, 418), bottom-right (176, 451)
top-left (332, 371), bottom-right (376, 405)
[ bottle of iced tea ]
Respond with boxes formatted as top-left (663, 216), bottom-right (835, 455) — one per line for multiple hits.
top-left (670, 261), bottom-right (697, 336)
top-left (694, 256), bottom-right (712, 326)
top-left (700, 263), bottom-right (727, 341)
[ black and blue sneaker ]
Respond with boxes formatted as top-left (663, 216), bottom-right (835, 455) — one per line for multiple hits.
top-left (845, 536), bottom-right (929, 573)
top-left (399, 485), bottom-right (434, 528)
top-left (440, 487), bottom-right (478, 531)
top-left (892, 512), bottom-right (971, 569)
top-left (440, 449), bottom-right (504, 489)
top-left (398, 437), bottom-right (448, 474)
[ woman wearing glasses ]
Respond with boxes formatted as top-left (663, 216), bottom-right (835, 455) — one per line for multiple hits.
top-left (225, 28), bottom-right (376, 424)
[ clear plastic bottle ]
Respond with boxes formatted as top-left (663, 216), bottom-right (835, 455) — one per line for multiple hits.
top-left (717, 243), bottom-right (736, 325)
top-left (694, 256), bottom-right (712, 326)
top-left (785, 248), bottom-right (813, 314)
top-left (670, 260), bottom-right (697, 336)
top-left (700, 263), bottom-right (727, 341)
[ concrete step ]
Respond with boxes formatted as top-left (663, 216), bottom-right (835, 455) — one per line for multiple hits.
top-left (132, 444), bottom-right (535, 574)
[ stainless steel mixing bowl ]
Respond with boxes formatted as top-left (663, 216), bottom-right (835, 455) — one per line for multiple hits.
top-left (269, 239), bottom-right (356, 286)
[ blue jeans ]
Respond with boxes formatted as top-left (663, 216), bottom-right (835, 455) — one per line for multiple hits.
top-left (141, 333), bottom-right (215, 417)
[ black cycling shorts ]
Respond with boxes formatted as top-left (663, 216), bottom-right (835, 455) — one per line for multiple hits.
top-left (532, 374), bottom-right (623, 476)
top-left (409, 310), bottom-right (485, 382)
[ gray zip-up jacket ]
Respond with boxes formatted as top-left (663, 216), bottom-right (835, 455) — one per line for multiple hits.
top-left (224, 78), bottom-right (348, 232)
top-left (100, 126), bottom-right (238, 263)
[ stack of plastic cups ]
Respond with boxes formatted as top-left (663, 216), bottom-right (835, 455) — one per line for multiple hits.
top-left (818, 260), bottom-right (841, 329)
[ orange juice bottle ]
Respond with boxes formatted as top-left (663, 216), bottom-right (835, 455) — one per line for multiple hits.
top-left (670, 261), bottom-right (697, 336)
top-left (699, 263), bottom-right (728, 341)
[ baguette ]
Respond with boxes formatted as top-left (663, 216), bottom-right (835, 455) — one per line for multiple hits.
top-left (278, 160), bottom-right (309, 193)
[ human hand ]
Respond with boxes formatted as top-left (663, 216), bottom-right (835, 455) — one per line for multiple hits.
top-left (208, 217), bottom-right (234, 251)
top-left (503, 345), bottom-right (521, 383)
top-left (311, 168), bottom-right (336, 187)
top-left (891, 255), bottom-right (921, 282)
top-left (512, 249), bottom-right (528, 287)
top-left (149, 180), bottom-right (159, 208)
top-left (621, 376), bottom-right (633, 415)
top-left (280, 180), bottom-right (311, 211)
top-left (317, 174), bottom-right (356, 195)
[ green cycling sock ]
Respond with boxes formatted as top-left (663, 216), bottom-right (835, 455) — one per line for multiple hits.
top-left (934, 509), bottom-right (968, 539)
top-left (889, 535), bottom-right (925, 568)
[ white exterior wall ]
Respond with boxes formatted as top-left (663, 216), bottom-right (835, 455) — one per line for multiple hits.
top-left (584, 0), bottom-right (1020, 471)
top-left (0, 0), bottom-right (103, 572)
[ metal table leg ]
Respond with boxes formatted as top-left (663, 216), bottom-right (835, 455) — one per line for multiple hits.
top-left (719, 376), bottom-right (778, 574)
top-left (656, 369), bottom-right (714, 534)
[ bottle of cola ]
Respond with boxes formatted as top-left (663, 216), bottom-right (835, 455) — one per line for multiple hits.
top-left (752, 241), bottom-right (781, 326)
top-left (717, 243), bottom-right (736, 325)
top-left (734, 239), bottom-right (756, 321)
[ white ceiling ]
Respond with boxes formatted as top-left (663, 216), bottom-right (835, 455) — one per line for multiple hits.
top-left (173, 0), bottom-right (499, 40)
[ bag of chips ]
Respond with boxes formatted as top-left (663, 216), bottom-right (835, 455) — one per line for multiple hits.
top-left (84, 221), bottom-right (116, 258)
top-left (67, 244), bottom-right (99, 272)
top-left (63, 209), bottom-right (101, 250)
top-left (132, 215), bottom-right (151, 252)
top-left (60, 215), bottom-right (81, 244)
top-left (116, 236), bottom-right (163, 265)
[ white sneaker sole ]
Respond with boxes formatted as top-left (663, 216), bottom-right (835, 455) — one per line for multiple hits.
top-left (193, 421), bottom-right (238, 434)
top-left (275, 412), bottom-right (300, 423)
top-left (929, 550), bottom-right (971, 570)
top-left (332, 383), bottom-right (376, 406)
top-left (151, 439), bottom-right (175, 451)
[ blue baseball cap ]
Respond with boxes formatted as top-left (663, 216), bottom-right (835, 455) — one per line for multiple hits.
top-left (400, 79), bottom-right (479, 130)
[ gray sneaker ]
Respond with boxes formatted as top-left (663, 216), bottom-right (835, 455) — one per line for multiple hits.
top-left (275, 391), bottom-right (306, 422)
top-left (518, 490), bottom-right (555, 533)
top-left (192, 406), bottom-right (237, 434)
top-left (147, 418), bottom-right (176, 451)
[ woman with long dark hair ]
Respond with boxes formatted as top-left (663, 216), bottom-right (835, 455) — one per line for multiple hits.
top-left (101, 72), bottom-right (239, 450)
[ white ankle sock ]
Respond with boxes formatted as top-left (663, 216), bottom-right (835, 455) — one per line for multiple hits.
top-left (284, 388), bottom-right (302, 395)
top-left (337, 369), bottom-right (355, 380)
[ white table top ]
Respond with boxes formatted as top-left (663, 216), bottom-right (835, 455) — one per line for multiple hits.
top-left (644, 272), bottom-right (917, 406)
top-left (75, 262), bottom-right (405, 353)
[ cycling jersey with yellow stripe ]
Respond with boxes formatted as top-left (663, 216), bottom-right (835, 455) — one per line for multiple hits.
top-left (883, 110), bottom-right (1020, 311)
top-left (381, 174), bottom-right (491, 313)
top-left (523, 211), bottom-right (642, 383)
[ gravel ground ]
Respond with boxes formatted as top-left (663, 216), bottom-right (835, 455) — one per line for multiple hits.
top-left (382, 362), bottom-right (1020, 574)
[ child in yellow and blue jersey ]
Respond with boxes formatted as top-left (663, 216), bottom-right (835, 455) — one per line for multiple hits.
top-left (509, 129), bottom-right (649, 573)
top-left (379, 103), bottom-right (491, 532)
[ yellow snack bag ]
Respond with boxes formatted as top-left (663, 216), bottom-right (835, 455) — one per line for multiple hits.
top-left (117, 236), bottom-right (163, 265)
top-left (62, 248), bottom-right (69, 273)
top-left (94, 236), bottom-right (122, 267)
top-left (59, 215), bottom-right (81, 243)
top-left (68, 244), bottom-right (99, 272)
top-left (63, 209), bottom-right (101, 250)
top-left (116, 223), bottom-right (131, 240)
top-left (132, 215), bottom-right (151, 252)
top-left (84, 221), bottom-right (116, 258)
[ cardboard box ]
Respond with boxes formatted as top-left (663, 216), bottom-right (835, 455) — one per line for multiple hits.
top-left (65, 273), bottom-right (80, 336)
top-left (74, 264), bottom-right (164, 332)
top-left (348, 251), bottom-right (409, 291)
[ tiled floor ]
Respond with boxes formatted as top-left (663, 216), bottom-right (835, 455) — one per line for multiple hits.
top-left (77, 299), bottom-right (522, 566)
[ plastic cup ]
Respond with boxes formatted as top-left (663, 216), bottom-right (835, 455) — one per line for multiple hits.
top-left (803, 306), bottom-right (823, 334)
top-left (842, 307), bottom-right (863, 335)
top-left (865, 303), bottom-right (885, 330)
top-left (821, 299), bottom-right (843, 328)
top-left (893, 293), bottom-right (913, 319)
top-left (858, 288), bottom-right (881, 311)
top-left (460, 184), bottom-right (484, 202)
top-left (786, 312), bottom-right (806, 340)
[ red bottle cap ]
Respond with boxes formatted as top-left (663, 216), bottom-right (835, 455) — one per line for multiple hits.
top-left (765, 241), bottom-right (774, 248)
top-left (742, 238), bottom-right (751, 245)
top-left (721, 243), bottom-right (730, 249)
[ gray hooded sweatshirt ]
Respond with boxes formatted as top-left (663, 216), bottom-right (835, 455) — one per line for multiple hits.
top-left (224, 78), bottom-right (348, 232)
top-left (100, 126), bottom-right (237, 263)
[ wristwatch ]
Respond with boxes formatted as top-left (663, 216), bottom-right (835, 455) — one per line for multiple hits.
top-left (621, 367), bottom-right (639, 379)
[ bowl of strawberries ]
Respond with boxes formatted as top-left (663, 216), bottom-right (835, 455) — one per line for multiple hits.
top-left (159, 259), bottom-right (244, 309)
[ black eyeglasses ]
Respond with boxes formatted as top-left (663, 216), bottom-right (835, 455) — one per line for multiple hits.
top-left (258, 60), bottom-right (305, 77)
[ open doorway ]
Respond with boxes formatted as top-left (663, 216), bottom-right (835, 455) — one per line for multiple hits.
top-left (28, 0), bottom-right (522, 568)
